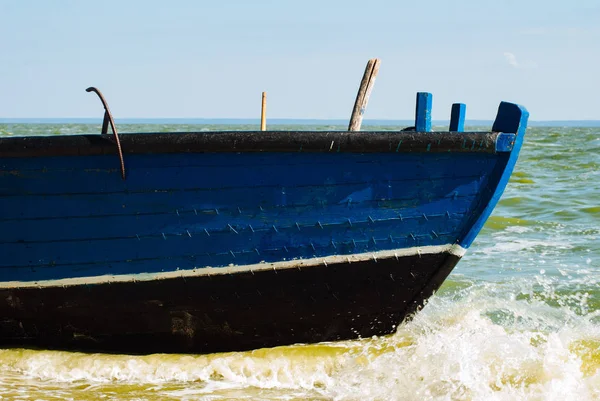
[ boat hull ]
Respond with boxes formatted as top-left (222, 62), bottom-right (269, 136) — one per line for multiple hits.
top-left (0, 100), bottom-right (529, 354)
top-left (0, 147), bottom-right (492, 283)
top-left (0, 249), bottom-right (461, 354)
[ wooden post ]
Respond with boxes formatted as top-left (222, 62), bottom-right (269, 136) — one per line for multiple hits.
top-left (348, 58), bottom-right (381, 131)
top-left (261, 92), bottom-right (267, 131)
top-left (449, 103), bottom-right (466, 132)
top-left (415, 92), bottom-right (432, 132)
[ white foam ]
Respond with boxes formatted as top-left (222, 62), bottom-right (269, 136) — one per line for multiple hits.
top-left (480, 238), bottom-right (574, 255)
top-left (1, 278), bottom-right (600, 400)
top-left (505, 226), bottom-right (532, 234)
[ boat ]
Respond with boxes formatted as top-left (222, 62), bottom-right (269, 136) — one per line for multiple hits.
top-left (0, 84), bottom-right (529, 354)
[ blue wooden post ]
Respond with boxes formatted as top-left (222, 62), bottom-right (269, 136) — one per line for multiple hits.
top-left (449, 103), bottom-right (466, 132)
top-left (415, 92), bottom-right (432, 132)
top-left (492, 101), bottom-right (530, 134)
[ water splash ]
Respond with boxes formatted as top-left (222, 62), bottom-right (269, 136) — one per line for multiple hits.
top-left (1, 277), bottom-right (600, 400)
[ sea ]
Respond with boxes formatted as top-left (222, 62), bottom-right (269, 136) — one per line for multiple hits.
top-left (0, 121), bottom-right (599, 400)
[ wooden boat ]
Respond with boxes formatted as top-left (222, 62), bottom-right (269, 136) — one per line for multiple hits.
top-left (0, 86), bottom-right (529, 354)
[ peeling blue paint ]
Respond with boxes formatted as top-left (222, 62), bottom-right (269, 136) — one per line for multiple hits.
top-left (495, 133), bottom-right (516, 152)
top-left (415, 92), bottom-right (432, 132)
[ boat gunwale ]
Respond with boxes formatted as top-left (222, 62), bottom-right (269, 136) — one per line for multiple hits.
top-left (0, 130), bottom-right (512, 158)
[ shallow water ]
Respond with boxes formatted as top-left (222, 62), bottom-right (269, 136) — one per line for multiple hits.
top-left (0, 124), bottom-right (599, 400)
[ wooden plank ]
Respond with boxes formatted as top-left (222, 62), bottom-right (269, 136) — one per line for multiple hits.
top-left (0, 192), bottom-right (476, 243)
top-left (415, 92), bottom-right (432, 132)
top-left (348, 58), bottom-right (381, 131)
top-left (0, 131), bottom-right (503, 158)
top-left (449, 103), bottom-right (466, 132)
top-left (0, 154), bottom-right (486, 196)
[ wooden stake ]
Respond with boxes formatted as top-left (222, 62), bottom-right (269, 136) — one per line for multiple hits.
top-left (449, 103), bottom-right (466, 132)
top-left (261, 92), bottom-right (267, 131)
top-left (415, 92), bottom-right (432, 132)
top-left (348, 58), bottom-right (381, 131)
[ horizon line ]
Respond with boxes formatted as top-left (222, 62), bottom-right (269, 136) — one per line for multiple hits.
top-left (2, 117), bottom-right (600, 124)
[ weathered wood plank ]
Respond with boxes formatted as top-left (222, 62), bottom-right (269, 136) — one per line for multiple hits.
top-left (348, 58), bottom-right (381, 131)
top-left (0, 131), bottom-right (504, 158)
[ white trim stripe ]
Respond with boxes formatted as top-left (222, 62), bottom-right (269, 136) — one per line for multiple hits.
top-left (0, 244), bottom-right (466, 289)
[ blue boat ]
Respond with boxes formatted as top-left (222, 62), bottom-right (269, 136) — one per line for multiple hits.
top-left (0, 89), bottom-right (528, 354)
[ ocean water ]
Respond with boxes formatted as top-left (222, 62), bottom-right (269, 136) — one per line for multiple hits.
top-left (0, 123), bottom-right (599, 400)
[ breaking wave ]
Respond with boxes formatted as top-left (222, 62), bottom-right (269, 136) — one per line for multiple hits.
top-left (1, 275), bottom-right (600, 400)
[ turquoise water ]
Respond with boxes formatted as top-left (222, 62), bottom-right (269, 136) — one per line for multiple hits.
top-left (0, 124), bottom-right (599, 400)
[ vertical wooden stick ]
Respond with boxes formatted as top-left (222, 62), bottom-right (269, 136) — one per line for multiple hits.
top-left (261, 92), bottom-right (267, 131)
top-left (348, 58), bottom-right (381, 131)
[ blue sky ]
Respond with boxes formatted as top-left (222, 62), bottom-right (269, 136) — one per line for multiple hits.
top-left (1, 0), bottom-right (598, 121)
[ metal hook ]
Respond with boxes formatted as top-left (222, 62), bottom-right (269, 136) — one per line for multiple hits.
top-left (86, 87), bottom-right (126, 180)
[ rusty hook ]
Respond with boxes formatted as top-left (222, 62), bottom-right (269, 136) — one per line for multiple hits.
top-left (86, 87), bottom-right (126, 180)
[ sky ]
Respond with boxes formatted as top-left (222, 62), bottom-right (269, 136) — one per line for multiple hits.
top-left (0, 0), bottom-right (599, 121)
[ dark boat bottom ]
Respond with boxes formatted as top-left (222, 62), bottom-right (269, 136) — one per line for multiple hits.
top-left (0, 252), bottom-right (460, 355)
